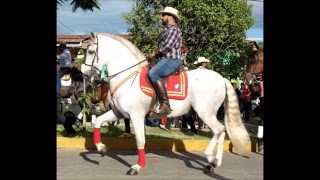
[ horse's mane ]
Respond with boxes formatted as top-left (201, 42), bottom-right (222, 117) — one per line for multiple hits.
top-left (98, 33), bottom-right (147, 68)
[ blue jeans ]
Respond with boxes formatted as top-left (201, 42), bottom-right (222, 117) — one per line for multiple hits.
top-left (148, 58), bottom-right (182, 83)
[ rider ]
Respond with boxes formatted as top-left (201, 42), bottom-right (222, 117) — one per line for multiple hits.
top-left (57, 42), bottom-right (73, 78)
top-left (148, 7), bottom-right (183, 114)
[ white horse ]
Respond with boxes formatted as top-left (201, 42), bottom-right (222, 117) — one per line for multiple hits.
top-left (83, 33), bottom-right (250, 175)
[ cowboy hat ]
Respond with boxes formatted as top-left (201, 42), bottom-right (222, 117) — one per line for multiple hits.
top-left (194, 57), bottom-right (210, 64)
top-left (160, 7), bottom-right (181, 22)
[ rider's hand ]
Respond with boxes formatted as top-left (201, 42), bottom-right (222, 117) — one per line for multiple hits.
top-left (147, 55), bottom-right (153, 62)
top-left (149, 53), bottom-right (156, 59)
top-left (150, 50), bottom-right (161, 58)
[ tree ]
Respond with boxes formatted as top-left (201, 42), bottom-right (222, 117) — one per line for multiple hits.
top-left (122, 0), bottom-right (255, 79)
top-left (57, 0), bottom-right (101, 12)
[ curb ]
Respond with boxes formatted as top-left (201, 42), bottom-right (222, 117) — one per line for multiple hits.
top-left (57, 137), bottom-right (259, 152)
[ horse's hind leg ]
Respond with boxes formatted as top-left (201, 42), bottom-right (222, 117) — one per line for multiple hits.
top-left (203, 131), bottom-right (225, 171)
top-left (93, 110), bottom-right (117, 155)
top-left (215, 131), bottom-right (226, 167)
top-left (203, 133), bottom-right (219, 173)
top-left (199, 114), bottom-right (225, 172)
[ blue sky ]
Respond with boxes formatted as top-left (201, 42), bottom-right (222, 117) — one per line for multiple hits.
top-left (57, 0), bottom-right (263, 39)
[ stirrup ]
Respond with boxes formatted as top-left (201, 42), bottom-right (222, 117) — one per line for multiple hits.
top-left (159, 104), bottom-right (172, 114)
top-left (149, 108), bottom-right (166, 114)
top-left (150, 105), bottom-right (172, 114)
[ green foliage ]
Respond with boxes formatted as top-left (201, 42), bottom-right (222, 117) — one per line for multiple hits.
top-left (57, 0), bottom-right (101, 12)
top-left (122, 0), bottom-right (255, 79)
top-left (73, 49), bottom-right (86, 65)
top-left (77, 92), bottom-right (93, 115)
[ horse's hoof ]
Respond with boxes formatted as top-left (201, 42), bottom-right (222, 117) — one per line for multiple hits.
top-left (212, 159), bottom-right (221, 168)
top-left (126, 168), bottom-right (138, 175)
top-left (204, 165), bottom-right (214, 173)
top-left (97, 144), bottom-right (108, 156)
top-left (258, 146), bottom-right (264, 154)
top-left (100, 147), bottom-right (107, 156)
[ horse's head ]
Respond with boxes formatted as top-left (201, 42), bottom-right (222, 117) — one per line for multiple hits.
top-left (66, 65), bottom-right (108, 107)
top-left (83, 32), bottom-right (148, 86)
top-left (244, 49), bottom-right (263, 86)
top-left (243, 49), bottom-right (263, 95)
top-left (83, 32), bottom-right (101, 84)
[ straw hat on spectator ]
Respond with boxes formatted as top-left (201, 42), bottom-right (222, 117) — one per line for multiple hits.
top-left (194, 57), bottom-right (210, 65)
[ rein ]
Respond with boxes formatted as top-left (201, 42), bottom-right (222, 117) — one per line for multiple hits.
top-left (107, 59), bottom-right (147, 81)
top-left (110, 70), bottom-right (139, 96)
top-left (84, 63), bottom-right (101, 74)
top-left (245, 51), bottom-right (262, 85)
top-left (86, 39), bottom-right (148, 96)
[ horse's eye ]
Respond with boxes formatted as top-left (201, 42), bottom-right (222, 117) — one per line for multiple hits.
top-left (88, 50), bottom-right (95, 55)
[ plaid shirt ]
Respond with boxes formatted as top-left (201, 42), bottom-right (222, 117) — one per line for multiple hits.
top-left (158, 25), bottom-right (182, 60)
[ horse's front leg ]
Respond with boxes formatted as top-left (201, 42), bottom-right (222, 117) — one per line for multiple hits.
top-left (126, 113), bottom-right (146, 176)
top-left (93, 110), bottom-right (118, 156)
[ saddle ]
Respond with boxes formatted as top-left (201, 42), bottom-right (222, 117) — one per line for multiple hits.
top-left (139, 66), bottom-right (188, 119)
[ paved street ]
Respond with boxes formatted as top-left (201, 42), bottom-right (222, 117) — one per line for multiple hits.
top-left (57, 148), bottom-right (263, 180)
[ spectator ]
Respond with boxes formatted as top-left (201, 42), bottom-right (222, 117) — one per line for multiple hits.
top-left (159, 118), bottom-right (172, 131)
top-left (146, 117), bottom-right (160, 127)
top-left (232, 82), bottom-right (241, 103)
top-left (193, 56), bottom-right (211, 128)
top-left (57, 43), bottom-right (73, 78)
top-left (258, 80), bottom-right (264, 125)
top-left (181, 110), bottom-right (197, 135)
top-left (242, 84), bottom-right (252, 121)
top-left (56, 60), bottom-right (63, 123)
top-left (239, 83), bottom-right (245, 113)
top-left (181, 44), bottom-right (189, 70)
top-left (118, 118), bottom-right (134, 138)
top-left (194, 57), bottom-right (210, 69)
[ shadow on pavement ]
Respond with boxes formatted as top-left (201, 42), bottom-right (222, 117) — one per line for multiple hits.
top-left (77, 124), bottom-right (250, 179)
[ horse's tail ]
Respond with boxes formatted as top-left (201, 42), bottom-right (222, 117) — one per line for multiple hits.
top-left (223, 78), bottom-right (251, 152)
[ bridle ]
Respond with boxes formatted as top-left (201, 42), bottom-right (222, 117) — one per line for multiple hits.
top-left (83, 36), bottom-right (148, 96)
top-left (244, 52), bottom-right (263, 85)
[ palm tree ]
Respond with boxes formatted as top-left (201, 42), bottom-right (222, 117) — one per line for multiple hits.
top-left (57, 0), bottom-right (101, 12)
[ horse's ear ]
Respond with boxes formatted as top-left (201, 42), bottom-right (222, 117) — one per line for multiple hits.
top-left (90, 32), bottom-right (96, 41)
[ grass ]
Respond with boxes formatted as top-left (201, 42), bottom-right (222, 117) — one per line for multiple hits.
top-left (56, 124), bottom-right (258, 142)
top-left (57, 124), bottom-right (214, 139)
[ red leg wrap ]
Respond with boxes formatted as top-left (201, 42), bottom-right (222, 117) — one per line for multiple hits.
top-left (137, 149), bottom-right (146, 167)
top-left (94, 128), bottom-right (101, 144)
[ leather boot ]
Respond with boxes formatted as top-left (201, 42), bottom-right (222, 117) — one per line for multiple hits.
top-left (152, 80), bottom-right (172, 114)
